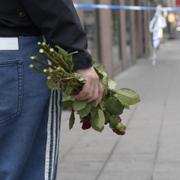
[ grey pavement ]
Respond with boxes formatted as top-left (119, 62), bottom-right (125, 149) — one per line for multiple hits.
top-left (57, 39), bottom-right (180, 180)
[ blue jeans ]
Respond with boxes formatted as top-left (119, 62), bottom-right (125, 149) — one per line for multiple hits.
top-left (0, 36), bottom-right (62, 180)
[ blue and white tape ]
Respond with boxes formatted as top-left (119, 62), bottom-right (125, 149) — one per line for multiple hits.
top-left (74, 3), bottom-right (180, 12)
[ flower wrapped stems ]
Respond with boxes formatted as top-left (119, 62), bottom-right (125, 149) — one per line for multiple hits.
top-left (30, 42), bottom-right (140, 135)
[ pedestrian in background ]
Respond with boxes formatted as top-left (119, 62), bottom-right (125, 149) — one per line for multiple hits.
top-left (149, 5), bottom-right (167, 65)
top-left (0, 0), bottom-right (103, 180)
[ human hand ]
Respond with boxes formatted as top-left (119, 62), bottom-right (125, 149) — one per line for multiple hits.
top-left (73, 67), bottom-right (104, 105)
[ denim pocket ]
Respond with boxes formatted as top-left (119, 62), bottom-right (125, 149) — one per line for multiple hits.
top-left (0, 60), bottom-right (23, 125)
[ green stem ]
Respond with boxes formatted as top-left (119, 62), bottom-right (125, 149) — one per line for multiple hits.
top-left (31, 56), bottom-right (55, 69)
top-left (29, 64), bottom-right (48, 75)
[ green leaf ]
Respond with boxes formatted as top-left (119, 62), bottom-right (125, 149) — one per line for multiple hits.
top-left (47, 79), bottom-right (59, 90)
top-left (90, 109), bottom-right (97, 130)
top-left (109, 116), bottom-right (119, 128)
top-left (94, 65), bottom-right (107, 80)
top-left (104, 97), bottom-right (124, 115)
top-left (62, 95), bottom-right (73, 102)
top-left (98, 109), bottom-right (105, 130)
top-left (104, 111), bottom-right (111, 124)
top-left (115, 88), bottom-right (140, 106)
top-left (90, 109), bottom-right (105, 132)
top-left (64, 85), bottom-right (74, 95)
top-left (116, 123), bottom-right (126, 131)
top-left (62, 100), bottom-right (73, 110)
top-left (66, 54), bottom-right (74, 71)
top-left (94, 65), bottom-right (109, 95)
top-left (78, 103), bottom-right (92, 118)
top-left (124, 105), bottom-right (130, 110)
top-left (74, 73), bottom-right (85, 82)
top-left (69, 111), bottom-right (75, 130)
top-left (109, 116), bottom-right (126, 131)
top-left (99, 101), bottom-right (105, 111)
top-left (73, 101), bottom-right (87, 111)
top-left (55, 45), bottom-right (69, 56)
top-left (108, 78), bottom-right (117, 90)
top-left (103, 77), bottom-right (109, 95)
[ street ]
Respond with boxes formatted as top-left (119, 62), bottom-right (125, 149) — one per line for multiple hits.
top-left (57, 39), bottom-right (180, 180)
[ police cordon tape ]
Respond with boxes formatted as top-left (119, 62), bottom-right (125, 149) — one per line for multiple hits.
top-left (74, 3), bottom-right (180, 12)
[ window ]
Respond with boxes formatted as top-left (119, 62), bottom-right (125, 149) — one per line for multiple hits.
top-left (80, 0), bottom-right (100, 61)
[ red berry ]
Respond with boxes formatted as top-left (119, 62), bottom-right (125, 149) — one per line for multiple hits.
top-left (81, 120), bottom-right (91, 130)
top-left (112, 128), bottom-right (126, 136)
top-left (116, 116), bottom-right (122, 122)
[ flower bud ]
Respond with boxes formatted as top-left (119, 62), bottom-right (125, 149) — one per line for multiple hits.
top-left (116, 116), bottom-right (122, 122)
top-left (112, 128), bottom-right (126, 136)
top-left (50, 48), bottom-right (54, 52)
top-left (39, 49), bottom-right (44, 53)
top-left (30, 56), bottom-right (35, 60)
top-left (29, 64), bottom-right (34, 68)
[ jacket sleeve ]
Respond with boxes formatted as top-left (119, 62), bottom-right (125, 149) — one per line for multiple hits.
top-left (20, 0), bottom-right (92, 70)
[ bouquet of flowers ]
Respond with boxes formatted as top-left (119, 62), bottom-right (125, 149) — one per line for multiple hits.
top-left (30, 42), bottom-right (140, 135)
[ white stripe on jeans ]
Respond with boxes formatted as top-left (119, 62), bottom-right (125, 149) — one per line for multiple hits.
top-left (45, 90), bottom-right (62, 180)
top-left (45, 90), bottom-right (53, 180)
top-left (51, 91), bottom-right (57, 180)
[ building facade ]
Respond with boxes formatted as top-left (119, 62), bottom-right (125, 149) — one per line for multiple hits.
top-left (74, 0), bottom-right (154, 76)
top-left (164, 0), bottom-right (176, 6)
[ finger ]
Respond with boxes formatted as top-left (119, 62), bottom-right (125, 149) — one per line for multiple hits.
top-left (81, 80), bottom-right (98, 101)
top-left (73, 80), bottom-right (93, 100)
top-left (73, 88), bottom-right (88, 100)
top-left (95, 82), bottom-right (104, 105)
top-left (88, 82), bottom-right (99, 103)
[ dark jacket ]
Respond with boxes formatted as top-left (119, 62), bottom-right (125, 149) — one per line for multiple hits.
top-left (0, 0), bottom-right (92, 70)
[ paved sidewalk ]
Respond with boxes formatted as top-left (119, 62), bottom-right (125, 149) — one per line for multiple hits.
top-left (57, 39), bottom-right (180, 180)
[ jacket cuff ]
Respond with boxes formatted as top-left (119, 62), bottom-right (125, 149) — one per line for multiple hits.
top-left (72, 51), bottom-right (93, 70)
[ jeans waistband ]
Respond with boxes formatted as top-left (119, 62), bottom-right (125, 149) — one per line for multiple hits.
top-left (0, 36), bottom-right (44, 62)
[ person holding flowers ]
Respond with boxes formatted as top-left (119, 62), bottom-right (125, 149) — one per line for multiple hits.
top-left (0, 0), bottom-right (103, 180)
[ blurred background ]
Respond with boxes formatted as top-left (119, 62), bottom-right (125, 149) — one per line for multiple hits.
top-left (58, 1), bottom-right (180, 180)
top-left (74, 0), bottom-right (178, 76)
